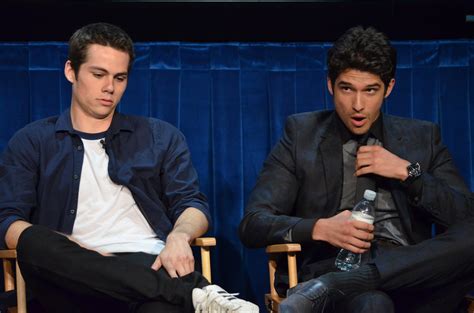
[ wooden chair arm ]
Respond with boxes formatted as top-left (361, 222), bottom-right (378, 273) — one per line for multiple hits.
top-left (0, 249), bottom-right (17, 259)
top-left (265, 243), bottom-right (301, 254)
top-left (266, 243), bottom-right (301, 303)
top-left (191, 237), bottom-right (216, 283)
top-left (191, 237), bottom-right (216, 247)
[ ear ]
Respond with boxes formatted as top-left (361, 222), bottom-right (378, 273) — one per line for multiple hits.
top-left (327, 77), bottom-right (334, 95)
top-left (384, 78), bottom-right (395, 98)
top-left (64, 60), bottom-right (75, 83)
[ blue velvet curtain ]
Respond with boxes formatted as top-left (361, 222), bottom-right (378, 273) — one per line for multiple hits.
top-left (1, 40), bottom-right (473, 309)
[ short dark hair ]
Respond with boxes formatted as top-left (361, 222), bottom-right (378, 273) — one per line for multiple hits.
top-left (68, 22), bottom-right (135, 76)
top-left (327, 26), bottom-right (396, 89)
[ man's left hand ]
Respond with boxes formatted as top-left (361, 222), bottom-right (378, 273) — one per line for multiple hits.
top-left (355, 145), bottom-right (410, 181)
top-left (151, 232), bottom-right (195, 278)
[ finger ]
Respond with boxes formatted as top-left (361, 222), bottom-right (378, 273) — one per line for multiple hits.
top-left (354, 166), bottom-right (373, 177)
top-left (357, 145), bottom-right (369, 153)
top-left (352, 220), bottom-right (374, 232)
top-left (358, 145), bottom-right (379, 153)
top-left (341, 240), bottom-right (369, 254)
top-left (335, 210), bottom-right (352, 220)
top-left (346, 238), bottom-right (371, 251)
top-left (354, 159), bottom-right (373, 171)
top-left (346, 245), bottom-right (370, 254)
top-left (353, 229), bottom-right (374, 242)
top-left (164, 264), bottom-right (178, 278)
top-left (346, 225), bottom-right (374, 241)
top-left (175, 263), bottom-right (190, 277)
top-left (151, 257), bottom-right (162, 271)
top-left (178, 259), bottom-right (193, 275)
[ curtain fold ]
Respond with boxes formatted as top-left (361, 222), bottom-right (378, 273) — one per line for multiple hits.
top-left (0, 40), bottom-right (473, 308)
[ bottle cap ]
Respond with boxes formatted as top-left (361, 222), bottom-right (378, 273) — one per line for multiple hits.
top-left (363, 190), bottom-right (376, 201)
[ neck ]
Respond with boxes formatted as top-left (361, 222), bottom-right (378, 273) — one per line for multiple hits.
top-left (70, 105), bottom-right (113, 133)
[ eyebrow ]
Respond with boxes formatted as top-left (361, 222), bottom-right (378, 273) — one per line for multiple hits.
top-left (365, 83), bottom-right (382, 89)
top-left (337, 81), bottom-right (382, 89)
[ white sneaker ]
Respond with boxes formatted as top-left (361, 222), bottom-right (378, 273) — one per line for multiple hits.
top-left (192, 284), bottom-right (259, 312)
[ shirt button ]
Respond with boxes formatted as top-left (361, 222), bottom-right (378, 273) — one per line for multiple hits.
top-left (77, 145), bottom-right (83, 151)
top-left (70, 209), bottom-right (75, 214)
top-left (73, 174), bottom-right (79, 180)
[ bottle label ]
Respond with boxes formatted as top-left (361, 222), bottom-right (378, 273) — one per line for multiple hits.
top-left (351, 211), bottom-right (374, 225)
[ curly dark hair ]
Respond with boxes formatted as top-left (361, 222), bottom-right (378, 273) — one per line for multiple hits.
top-left (327, 26), bottom-right (396, 90)
top-left (68, 22), bottom-right (135, 76)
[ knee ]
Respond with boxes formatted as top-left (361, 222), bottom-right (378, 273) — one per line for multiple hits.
top-left (347, 291), bottom-right (394, 313)
top-left (279, 293), bottom-right (314, 313)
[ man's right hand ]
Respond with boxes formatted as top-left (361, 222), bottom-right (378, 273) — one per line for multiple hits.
top-left (311, 210), bottom-right (374, 254)
top-left (5, 220), bottom-right (32, 249)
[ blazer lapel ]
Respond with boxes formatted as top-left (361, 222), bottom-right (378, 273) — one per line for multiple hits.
top-left (319, 114), bottom-right (343, 215)
top-left (383, 115), bottom-right (414, 237)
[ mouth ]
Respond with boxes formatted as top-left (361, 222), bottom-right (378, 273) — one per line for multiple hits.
top-left (350, 115), bottom-right (367, 127)
top-left (98, 98), bottom-right (114, 106)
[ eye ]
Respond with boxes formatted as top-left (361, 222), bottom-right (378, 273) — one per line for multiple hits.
top-left (115, 75), bottom-right (127, 82)
top-left (93, 73), bottom-right (104, 78)
top-left (366, 88), bottom-right (378, 94)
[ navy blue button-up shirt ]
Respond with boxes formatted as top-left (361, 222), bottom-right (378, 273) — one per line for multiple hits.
top-left (0, 109), bottom-right (210, 248)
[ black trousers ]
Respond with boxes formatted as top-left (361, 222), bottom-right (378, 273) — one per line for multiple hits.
top-left (374, 220), bottom-right (474, 313)
top-left (16, 225), bottom-right (209, 313)
top-left (304, 220), bottom-right (474, 313)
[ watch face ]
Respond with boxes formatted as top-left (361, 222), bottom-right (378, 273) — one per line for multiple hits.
top-left (408, 162), bottom-right (422, 178)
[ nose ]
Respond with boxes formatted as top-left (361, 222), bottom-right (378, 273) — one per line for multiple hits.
top-left (352, 92), bottom-right (364, 112)
top-left (102, 76), bottom-right (114, 94)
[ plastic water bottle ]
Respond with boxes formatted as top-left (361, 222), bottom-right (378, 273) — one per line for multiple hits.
top-left (335, 189), bottom-right (376, 271)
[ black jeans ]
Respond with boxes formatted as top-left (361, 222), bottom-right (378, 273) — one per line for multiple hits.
top-left (16, 225), bottom-right (209, 313)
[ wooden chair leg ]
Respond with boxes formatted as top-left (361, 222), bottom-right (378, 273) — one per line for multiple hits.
top-left (191, 237), bottom-right (216, 284)
top-left (3, 259), bottom-right (15, 292)
top-left (200, 246), bottom-right (212, 283)
top-left (2, 251), bottom-right (27, 313)
top-left (287, 252), bottom-right (298, 288)
top-left (15, 260), bottom-right (26, 313)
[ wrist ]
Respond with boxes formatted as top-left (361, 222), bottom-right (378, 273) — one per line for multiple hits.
top-left (399, 160), bottom-right (411, 181)
top-left (312, 219), bottom-right (327, 241)
top-left (167, 231), bottom-right (192, 244)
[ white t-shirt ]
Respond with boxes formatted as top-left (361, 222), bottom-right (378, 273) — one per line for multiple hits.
top-left (71, 136), bottom-right (165, 255)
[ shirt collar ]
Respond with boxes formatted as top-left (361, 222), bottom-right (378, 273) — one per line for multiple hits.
top-left (336, 112), bottom-right (384, 144)
top-left (55, 109), bottom-right (134, 135)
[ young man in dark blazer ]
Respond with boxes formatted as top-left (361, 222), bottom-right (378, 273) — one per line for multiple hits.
top-left (239, 26), bottom-right (474, 313)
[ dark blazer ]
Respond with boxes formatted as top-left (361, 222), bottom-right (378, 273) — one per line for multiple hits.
top-left (239, 110), bottom-right (473, 287)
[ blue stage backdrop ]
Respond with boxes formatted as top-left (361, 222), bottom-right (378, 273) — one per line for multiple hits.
top-left (0, 40), bottom-right (473, 309)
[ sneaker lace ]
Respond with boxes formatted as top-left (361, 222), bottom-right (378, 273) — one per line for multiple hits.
top-left (196, 290), bottom-right (242, 312)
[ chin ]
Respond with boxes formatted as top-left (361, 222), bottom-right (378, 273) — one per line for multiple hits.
top-left (350, 128), bottom-right (365, 136)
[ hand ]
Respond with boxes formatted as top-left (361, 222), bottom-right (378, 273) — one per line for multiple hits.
top-left (151, 232), bottom-right (195, 278)
top-left (312, 210), bottom-right (374, 254)
top-left (355, 145), bottom-right (410, 180)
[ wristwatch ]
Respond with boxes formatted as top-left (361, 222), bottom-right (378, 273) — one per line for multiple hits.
top-left (405, 162), bottom-right (422, 183)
